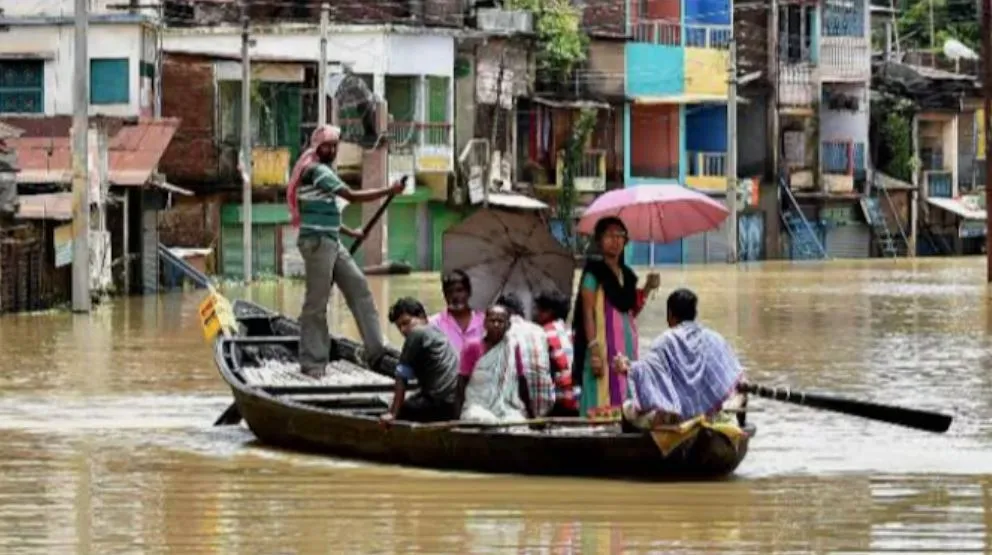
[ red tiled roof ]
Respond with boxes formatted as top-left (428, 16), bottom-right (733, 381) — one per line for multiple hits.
top-left (6, 118), bottom-right (180, 186)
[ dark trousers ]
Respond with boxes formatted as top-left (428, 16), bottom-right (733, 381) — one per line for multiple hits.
top-left (398, 394), bottom-right (456, 423)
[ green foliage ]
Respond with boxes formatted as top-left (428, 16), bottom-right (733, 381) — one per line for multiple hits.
top-left (507, 0), bottom-right (589, 80)
top-left (879, 110), bottom-right (914, 182)
top-left (557, 109), bottom-right (597, 247)
top-left (896, 0), bottom-right (979, 52)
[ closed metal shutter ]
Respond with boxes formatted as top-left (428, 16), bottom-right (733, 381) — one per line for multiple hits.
top-left (825, 223), bottom-right (871, 259)
top-left (684, 220), bottom-right (729, 264)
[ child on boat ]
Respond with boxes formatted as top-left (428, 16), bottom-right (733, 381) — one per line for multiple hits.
top-left (533, 289), bottom-right (579, 417)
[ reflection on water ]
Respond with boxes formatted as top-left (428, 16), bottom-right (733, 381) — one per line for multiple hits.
top-left (1, 258), bottom-right (991, 552)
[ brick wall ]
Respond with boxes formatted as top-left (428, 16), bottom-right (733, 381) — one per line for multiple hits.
top-left (159, 53), bottom-right (223, 188)
top-left (582, 0), bottom-right (626, 38)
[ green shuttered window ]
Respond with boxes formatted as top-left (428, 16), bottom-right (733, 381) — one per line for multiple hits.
top-left (90, 58), bottom-right (130, 105)
top-left (0, 60), bottom-right (44, 114)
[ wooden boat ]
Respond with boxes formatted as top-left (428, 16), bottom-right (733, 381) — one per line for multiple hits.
top-left (362, 260), bottom-right (412, 276)
top-left (211, 299), bottom-right (756, 480)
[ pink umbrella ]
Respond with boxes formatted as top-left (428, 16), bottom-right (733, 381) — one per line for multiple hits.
top-left (576, 185), bottom-right (730, 243)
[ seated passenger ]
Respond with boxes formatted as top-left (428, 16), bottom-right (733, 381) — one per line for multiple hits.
top-left (496, 293), bottom-right (554, 416)
top-left (455, 305), bottom-right (536, 424)
top-left (429, 270), bottom-right (484, 355)
top-left (380, 297), bottom-right (459, 424)
top-left (614, 289), bottom-right (745, 431)
top-left (533, 289), bottom-right (578, 417)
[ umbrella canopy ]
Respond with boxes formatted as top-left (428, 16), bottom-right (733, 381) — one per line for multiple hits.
top-left (443, 208), bottom-right (576, 316)
top-left (576, 185), bottom-right (729, 243)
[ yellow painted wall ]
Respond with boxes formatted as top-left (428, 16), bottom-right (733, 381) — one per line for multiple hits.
top-left (978, 109), bottom-right (986, 160)
top-left (684, 48), bottom-right (728, 98)
top-left (252, 147), bottom-right (290, 187)
top-left (686, 175), bottom-right (726, 192)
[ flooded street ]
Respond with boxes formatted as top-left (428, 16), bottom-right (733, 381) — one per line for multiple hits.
top-left (1, 258), bottom-right (991, 553)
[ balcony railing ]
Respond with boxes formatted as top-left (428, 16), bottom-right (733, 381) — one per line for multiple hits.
top-left (688, 151), bottom-right (726, 178)
top-left (684, 24), bottom-right (731, 49)
top-left (778, 63), bottom-right (815, 106)
top-left (925, 170), bottom-right (953, 198)
top-left (632, 19), bottom-right (680, 46)
top-left (820, 37), bottom-right (870, 81)
top-left (556, 149), bottom-right (607, 192)
top-left (631, 21), bottom-right (730, 48)
top-left (339, 119), bottom-right (452, 152)
top-left (822, 140), bottom-right (865, 175)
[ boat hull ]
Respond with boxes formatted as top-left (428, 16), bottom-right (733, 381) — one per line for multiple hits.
top-left (215, 301), bottom-right (755, 481)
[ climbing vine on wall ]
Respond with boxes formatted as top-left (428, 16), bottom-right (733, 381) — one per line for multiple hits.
top-left (557, 109), bottom-right (598, 247)
top-left (506, 0), bottom-right (589, 80)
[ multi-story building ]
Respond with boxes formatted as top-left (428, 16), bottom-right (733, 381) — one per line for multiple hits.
top-left (625, 0), bottom-right (735, 264)
top-left (0, 0), bottom-right (160, 117)
top-left (157, 0), bottom-right (463, 276)
top-left (771, 0), bottom-right (874, 259)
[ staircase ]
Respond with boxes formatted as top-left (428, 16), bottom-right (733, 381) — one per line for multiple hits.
top-left (860, 196), bottom-right (906, 257)
top-left (779, 176), bottom-right (828, 260)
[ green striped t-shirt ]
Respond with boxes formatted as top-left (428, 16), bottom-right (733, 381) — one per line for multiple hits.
top-left (297, 163), bottom-right (347, 240)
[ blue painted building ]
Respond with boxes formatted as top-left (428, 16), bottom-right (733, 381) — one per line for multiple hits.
top-left (624, 0), bottom-right (733, 264)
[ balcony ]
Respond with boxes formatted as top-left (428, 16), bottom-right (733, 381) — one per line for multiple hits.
top-left (822, 140), bottom-right (866, 193)
top-left (632, 20), bottom-right (681, 46)
top-left (339, 119), bottom-right (453, 174)
top-left (778, 63), bottom-right (816, 108)
top-left (555, 149), bottom-right (607, 193)
top-left (686, 151), bottom-right (726, 193)
top-left (820, 37), bottom-right (870, 82)
top-left (924, 170), bottom-right (953, 198)
top-left (684, 25), bottom-right (731, 49)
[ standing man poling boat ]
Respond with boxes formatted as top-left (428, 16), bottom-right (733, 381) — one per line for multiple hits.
top-left (287, 124), bottom-right (405, 377)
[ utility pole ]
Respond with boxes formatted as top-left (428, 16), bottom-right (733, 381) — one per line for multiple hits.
top-left (983, 0), bottom-right (991, 281)
top-left (726, 40), bottom-right (739, 264)
top-left (483, 51), bottom-right (506, 209)
top-left (72, 0), bottom-right (91, 312)
top-left (318, 3), bottom-right (329, 125)
top-left (240, 7), bottom-right (253, 283)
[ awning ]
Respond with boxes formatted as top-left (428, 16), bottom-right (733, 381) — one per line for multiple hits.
top-left (487, 193), bottom-right (548, 211)
top-left (16, 193), bottom-right (72, 221)
top-left (926, 196), bottom-right (987, 220)
top-left (632, 93), bottom-right (749, 105)
top-left (531, 97), bottom-right (611, 110)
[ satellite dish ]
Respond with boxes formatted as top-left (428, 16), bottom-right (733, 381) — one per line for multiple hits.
top-left (326, 72), bottom-right (383, 149)
top-left (943, 39), bottom-right (978, 61)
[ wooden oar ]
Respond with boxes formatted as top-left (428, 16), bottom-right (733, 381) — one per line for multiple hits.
top-left (212, 191), bottom-right (400, 427)
top-left (739, 382), bottom-right (953, 433)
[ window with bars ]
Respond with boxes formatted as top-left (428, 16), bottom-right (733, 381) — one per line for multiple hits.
top-left (778, 4), bottom-right (815, 63)
top-left (0, 60), bottom-right (44, 114)
top-left (822, 0), bottom-right (864, 37)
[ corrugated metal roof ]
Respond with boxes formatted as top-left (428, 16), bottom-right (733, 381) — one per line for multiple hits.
top-left (7, 118), bottom-right (179, 186)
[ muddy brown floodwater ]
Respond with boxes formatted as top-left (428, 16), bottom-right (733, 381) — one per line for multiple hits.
top-left (1, 258), bottom-right (991, 553)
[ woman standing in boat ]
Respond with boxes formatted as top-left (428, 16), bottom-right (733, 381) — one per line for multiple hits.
top-left (573, 217), bottom-right (660, 419)
top-left (455, 305), bottom-right (536, 424)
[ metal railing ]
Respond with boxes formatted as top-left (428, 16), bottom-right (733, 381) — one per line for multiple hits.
top-left (819, 37), bottom-right (871, 80)
top-left (779, 173), bottom-right (828, 260)
top-left (684, 24), bottom-right (732, 49)
top-left (924, 170), bottom-right (953, 198)
top-left (688, 151), bottom-right (726, 178)
top-left (555, 149), bottom-right (606, 191)
top-left (632, 19), bottom-right (681, 46)
top-left (338, 119), bottom-right (452, 152)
